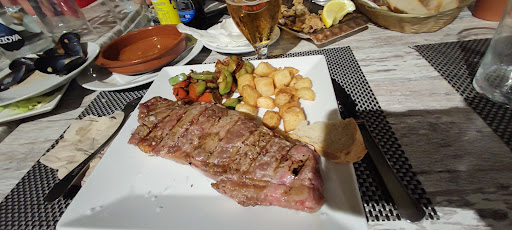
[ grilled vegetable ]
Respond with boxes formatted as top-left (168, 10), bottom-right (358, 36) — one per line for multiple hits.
top-left (169, 73), bottom-right (187, 86)
top-left (227, 56), bottom-right (239, 73)
top-left (198, 92), bottom-right (213, 103)
top-left (189, 81), bottom-right (206, 98)
top-left (191, 72), bottom-right (214, 80)
top-left (223, 98), bottom-right (240, 109)
top-left (219, 69), bottom-right (233, 95)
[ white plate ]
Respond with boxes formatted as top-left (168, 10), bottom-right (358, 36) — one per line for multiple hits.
top-left (76, 40), bottom-right (204, 91)
top-left (0, 43), bottom-right (100, 107)
top-left (203, 27), bottom-right (280, 54)
top-left (0, 82), bottom-right (69, 124)
top-left (57, 55), bottom-right (367, 230)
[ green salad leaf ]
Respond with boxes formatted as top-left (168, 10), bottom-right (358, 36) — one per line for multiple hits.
top-left (0, 92), bottom-right (58, 118)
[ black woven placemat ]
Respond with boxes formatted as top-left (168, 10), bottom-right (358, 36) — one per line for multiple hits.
top-left (0, 47), bottom-right (437, 229)
top-left (413, 39), bottom-right (512, 151)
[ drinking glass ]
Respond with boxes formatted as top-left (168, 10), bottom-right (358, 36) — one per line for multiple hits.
top-left (473, 0), bottom-right (512, 106)
top-left (20, 0), bottom-right (98, 42)
top-left (225, 0), bottom-right (281, 59)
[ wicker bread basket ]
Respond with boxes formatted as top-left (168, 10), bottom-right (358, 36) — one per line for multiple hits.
top-left (353, 0), bottom-right (473, 33)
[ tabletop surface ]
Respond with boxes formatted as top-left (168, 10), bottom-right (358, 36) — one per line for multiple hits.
top-left (1, 1), bottom-right (511, 229)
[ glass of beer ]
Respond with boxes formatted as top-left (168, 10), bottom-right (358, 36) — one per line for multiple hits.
top-left (226, 0), bottom-right (281, 59)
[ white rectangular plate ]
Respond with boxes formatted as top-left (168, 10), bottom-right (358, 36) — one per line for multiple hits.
top-left (57, 55), bottom-right (367, 230)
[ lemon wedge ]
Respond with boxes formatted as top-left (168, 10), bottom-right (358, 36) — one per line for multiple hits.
top-left (321, 0), bottom-right (356, 28)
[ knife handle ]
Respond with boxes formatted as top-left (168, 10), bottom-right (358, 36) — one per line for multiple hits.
top-left (358, 121), bottom-right (426, 222)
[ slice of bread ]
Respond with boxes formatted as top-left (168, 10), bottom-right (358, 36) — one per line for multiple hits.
top-left (420, 0), bottom-right (443, 13)
top-left (386, 0), bottom-right (432, 15)
top-left (290, 118), bottom-right (367, 164)
top-left (440, 0), bottom-right (459, 12)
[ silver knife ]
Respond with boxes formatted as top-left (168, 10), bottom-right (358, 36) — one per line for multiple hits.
top-left (330, 78), bottom-right (426, 222)
top-left (44, 96), bottom-right (143, 202)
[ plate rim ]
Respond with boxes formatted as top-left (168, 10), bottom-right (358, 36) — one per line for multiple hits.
top-left (202, 27), bottom-right (280, 54)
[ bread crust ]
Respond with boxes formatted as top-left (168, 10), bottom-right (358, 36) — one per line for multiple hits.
top-left (290, 118), bottom-right (367, 164)
top-left (387, 0), bottom-right (432, 15)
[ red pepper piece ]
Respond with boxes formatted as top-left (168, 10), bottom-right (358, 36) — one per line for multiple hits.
top-left (197, 92), bottom-right (213, 103)
top-left (173, 80), bottom-right (190, 89)
top-left (189, 82), bottom-right (198, 99)
top-left (175, 88), bottom-right (188, 100)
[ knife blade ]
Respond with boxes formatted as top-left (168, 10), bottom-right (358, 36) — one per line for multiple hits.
top-left (330, 78), bottom-right (426, 222)
top-left (44, 96), bottom-right (143, 203)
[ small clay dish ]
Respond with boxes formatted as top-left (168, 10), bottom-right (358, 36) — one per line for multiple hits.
top-left (96, 24), bottom-right (187, 75)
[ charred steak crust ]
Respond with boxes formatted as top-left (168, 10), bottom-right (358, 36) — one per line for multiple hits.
top-left (129, 97), bottom-right (325, 213)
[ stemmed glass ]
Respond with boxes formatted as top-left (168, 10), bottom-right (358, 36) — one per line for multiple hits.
top-left (225, 0), bottom-right (281, 59)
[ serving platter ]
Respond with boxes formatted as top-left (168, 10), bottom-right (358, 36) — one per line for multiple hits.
top-left (280, 0), bottom-right (369, 44)
top-left (0, 42), bottom-right (100, 106)
top-left (57, 55), bottom-right (367, 230)
top-left (76, 37), bottom-right (204, 91)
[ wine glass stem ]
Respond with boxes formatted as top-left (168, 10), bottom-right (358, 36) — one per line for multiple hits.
top-left (256, 46), bottom-right (268, 59)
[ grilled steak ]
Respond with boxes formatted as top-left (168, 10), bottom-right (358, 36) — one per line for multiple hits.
top-left (129, 96), bottom-right (324, 213)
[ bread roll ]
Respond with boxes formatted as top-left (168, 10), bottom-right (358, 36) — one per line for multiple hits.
top-left (419, 0), bottom-right (459, 13)
top-left (290, 118), bottom-right (367, 164)
top-left (387, 0), bottom-right (432, 15)
top-left (439, 0), bottom-right (459, 12)
top-left (420, 0), bottom-right (443, 13)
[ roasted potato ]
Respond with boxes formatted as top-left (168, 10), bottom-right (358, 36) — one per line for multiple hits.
top-left (289, 74), bottom-right (303, 88)
top-left (271, 69), bottom-right (292, 89)
top-left (262, 110), bottom-right (281, 129)
top-left (257, 96), bottom-right (275, 109)
top-left (278, 98), bottom-right (300, 116)
top-left (254, 77), bottom-right (275, 96)
top-left (275, 90), bottom-right (293, 106)
top-left (295, 87), bottom-right (316, 101)
top-left (282, 106), bottom-right (306, 132)
top-left (284, 67), bottom-right (299, 76)
top-left (254, 62), bottom-right (276, 76)
top-left (242, 85), bottom-right (261, 106)
top-left (276, 87), bottom-right (296, 95)
top-left (293, 77), bottom-right (312, 89)
top-left (235, 103), bottom-right (258, 116)
top-left (237, 74), bottom-right (255, 95)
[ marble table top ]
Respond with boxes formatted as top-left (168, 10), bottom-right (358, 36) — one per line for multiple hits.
top-left (1, 2), bottom-right (511, 229)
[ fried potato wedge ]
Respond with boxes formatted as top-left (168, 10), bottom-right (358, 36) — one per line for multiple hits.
top-left (263, 110), bottom-right (281, 129)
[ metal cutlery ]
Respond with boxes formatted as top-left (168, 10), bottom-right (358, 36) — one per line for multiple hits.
top-left (44, 96), bottom-right (143, 202)
top-left (330, 78), bottom-right (426, 222)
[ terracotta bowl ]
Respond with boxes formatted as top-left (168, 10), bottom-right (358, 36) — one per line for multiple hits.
top-left (96, 24), bottom-right (187, 75)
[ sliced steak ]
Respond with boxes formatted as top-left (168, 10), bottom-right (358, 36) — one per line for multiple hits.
top-left (130, 97), bottom-right (324, 213)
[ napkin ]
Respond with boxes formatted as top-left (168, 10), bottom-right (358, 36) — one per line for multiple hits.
top-left (40, 111), bottom-right (124, 185)
top-left (177, 18), bottom-right (250, 47)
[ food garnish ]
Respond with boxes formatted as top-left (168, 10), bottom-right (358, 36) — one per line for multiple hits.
top-left (0, 92), bottom-right (58, 118)
top-left (321, 0), bottom-right (356, 28)
top-left (168, 56), bottom-right (251, 104)
top-left (279, 0), bottom-right (356, 33)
